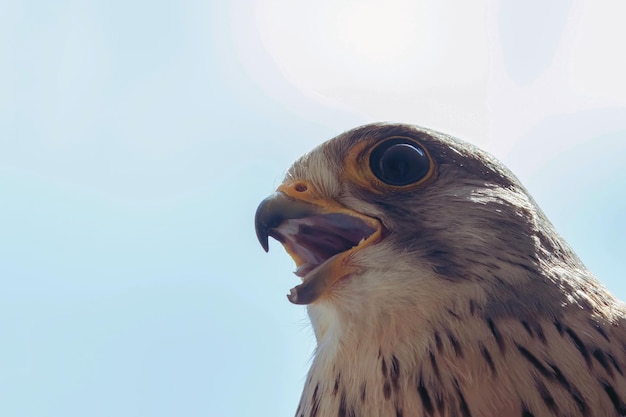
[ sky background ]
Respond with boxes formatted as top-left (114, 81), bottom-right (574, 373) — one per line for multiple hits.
top-left (1, 1), bottom-right (625, 416)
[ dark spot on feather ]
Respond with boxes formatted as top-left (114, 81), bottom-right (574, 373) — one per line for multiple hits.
top-left (565, 328), bottom-right (591, 367)
top-left (417, 375), bottom-right (434, 416)
top-left (554, 320), bottom-right (564, 336)
top-left (360, 383), bottom-right (366, 402)
top-left (435, 390), bottom-right (445, 413)
top-left (601, 380), bottom-right (626, 414)
top-left (469, 299), bottom-right (477, 315)
top-left (383, 381), bottom-right (391, 400)
top-left (548, 362), bottom-right (587, 414)
top-left (569, 389), bottom-right (587, 414)
top-left (391, 355), bottom-right (400, 389)
top-left (547, 362), bottom-right (568, 387)
top-left (454, 380), bottom-right (472, 417)
top-left (382, 358), bottom-right (388, 377)
top-left (333, 374), bottom-right (341, 395)
top-left (429, 351), bottom-right (440, 379)
top-left (448, 333), bottom-right (463, 357)
top-left (608, 353), bottom-right (624, 376)
top-left (434, 332), bottom-right (443, 352)
top-left (593, 349), bottom-right (613, 377)
top-left (487, 318), bottom-right (505, 353)
top-left (337, 391), bottom-right (356, 417)
top-left (516, 344), bottom-right (552, 378)
top-left (569, 386), bottom-right (587, 416)
top-left (521, 320), bottom-right (532, 337)
top-left (535, 379), bottom-right (558, 413)
top-left (447, 309), bottom-right (460, 319)
top-left (311, 383), bottom-right (320, 417)
top-left (521, 408), bottom-right (534, 417)
top-left (534, 323), bottom-right (547, 344)
top-left (480, 344), bottom-right (496, 375)
top-left (395, 407), bottom-right (403, 417)
top-left (338, 390), bottom-right (347, 417)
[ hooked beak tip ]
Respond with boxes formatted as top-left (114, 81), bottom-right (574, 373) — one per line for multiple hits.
top-left (254, 203), bottom-right (271, 252)
top-left (260, 236), bottom-right (269, 253)
top-left (254, 191), bottom-right (322, 254)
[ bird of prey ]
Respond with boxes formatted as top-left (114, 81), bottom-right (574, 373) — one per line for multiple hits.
top-left (254, 123), bottom-right (626, 417)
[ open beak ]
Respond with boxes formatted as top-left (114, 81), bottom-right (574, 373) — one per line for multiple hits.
top-left (254, 183), bottom-right (382, 305)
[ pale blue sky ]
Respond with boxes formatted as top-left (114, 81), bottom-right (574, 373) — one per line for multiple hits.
top-left (1, 1), bottom-right (625, 416)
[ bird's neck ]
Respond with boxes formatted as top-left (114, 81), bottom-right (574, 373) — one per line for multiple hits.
top-left (296, 294), bottom-right (623, 417)
top-left (298, 298), bottom-right (482, 417)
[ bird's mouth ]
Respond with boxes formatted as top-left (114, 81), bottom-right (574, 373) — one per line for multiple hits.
top-left (273, 212), bottom-right (378, 278)
top-left (255, 186), bottom-right (382, 305)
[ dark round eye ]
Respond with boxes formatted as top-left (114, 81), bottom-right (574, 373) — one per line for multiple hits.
top-left (369, 139), bottom-right (431, 186)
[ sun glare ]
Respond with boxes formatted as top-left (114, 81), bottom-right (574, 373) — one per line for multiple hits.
top-left (331, 1), bottom-right (434, 65)
top-left (254, 0), bottom-right (447, 92)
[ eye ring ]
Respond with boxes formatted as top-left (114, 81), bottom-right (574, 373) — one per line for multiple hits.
top-left (369, 138), bottom-right (431, 186)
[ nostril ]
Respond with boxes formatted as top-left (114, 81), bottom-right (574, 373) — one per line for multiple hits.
top-left (294, 183), bottom-right (308, 193)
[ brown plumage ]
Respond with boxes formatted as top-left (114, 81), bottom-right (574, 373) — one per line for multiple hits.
top-left (254, 123), bottom-right (626, 417)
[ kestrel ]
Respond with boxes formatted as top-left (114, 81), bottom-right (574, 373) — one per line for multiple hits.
top-left (255, 123), bottom-right (626, 417)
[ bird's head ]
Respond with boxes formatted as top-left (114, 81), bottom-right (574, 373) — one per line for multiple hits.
top-left (255, 123), bottom-right (575, 343)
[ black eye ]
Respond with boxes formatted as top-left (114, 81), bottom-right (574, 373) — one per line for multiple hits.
top-left (369, 139), bottom-right (431, 186)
